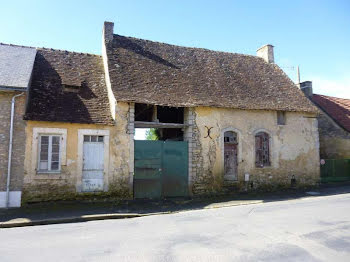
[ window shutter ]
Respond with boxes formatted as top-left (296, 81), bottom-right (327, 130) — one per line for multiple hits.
top-left (255, 132), bottom-right (270, 167)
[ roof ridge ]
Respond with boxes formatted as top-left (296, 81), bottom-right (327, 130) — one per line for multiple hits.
top-left (0, 42), bottom-right (36, 49)
top-left (0, 42), bottom-right (100, 57)
top-left (37, 47), bottom-right (101, 57)
top-left (113, 34), bottom-right (262, 59)
top-left (314, 93), bottom-right (350, 102)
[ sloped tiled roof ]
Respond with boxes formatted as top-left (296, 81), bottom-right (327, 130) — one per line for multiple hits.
top-left (0, 43), bottom-right (37, 89)
top-left (106, 35), bottom-right (317, 113)
top-left (24, 48), bottom-right (114, 125)
top-left (312, 94), bottom-right (350, 132)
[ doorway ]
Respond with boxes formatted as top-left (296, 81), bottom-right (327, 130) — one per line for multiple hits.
top-left (82, 135), bottom-right (104, 192)
top-left (224, 131), bottom-right (238, 180)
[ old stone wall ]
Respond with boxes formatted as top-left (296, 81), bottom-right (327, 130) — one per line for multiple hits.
top-left (22, 102), bottom-right (132, 203)
top-left (191, 107), bottom-right (320, 195)
top-left (0, 92), bottom-right (26, 192)
top-left (317, 110), bottom-right (350, 159)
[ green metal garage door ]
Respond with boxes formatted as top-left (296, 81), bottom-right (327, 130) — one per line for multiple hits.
top-left (320, 159), bottom-right (350, 183)
top-left (134, 140), bottom-right (188, 199)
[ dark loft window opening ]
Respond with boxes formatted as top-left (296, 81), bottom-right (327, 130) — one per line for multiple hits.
top-left (134, 104), bottom-right (185, 141)
top-left (135, 103), bottom-right (153, 122)
top-left (134, 103), bottom-right (184, 124)
top-left (157, 106), bottom-right (184, 124)
top-left (255, 132), bottom-right (270, 168)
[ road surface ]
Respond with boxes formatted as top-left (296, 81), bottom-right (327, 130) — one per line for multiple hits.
top-left (1, 194), bottom-right (349, 261)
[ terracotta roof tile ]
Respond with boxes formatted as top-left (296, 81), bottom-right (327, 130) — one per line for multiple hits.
top-left (312, 94), bottom-right (350, 132)
top-left (106, 35), bottom-right (317, 113)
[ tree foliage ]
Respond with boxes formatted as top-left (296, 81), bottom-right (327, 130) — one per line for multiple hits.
top-left (145, 128), bottom-right (159, 140)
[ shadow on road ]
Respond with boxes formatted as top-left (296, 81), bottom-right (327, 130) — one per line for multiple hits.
top-left (1, 183), bottom-right (350, 223)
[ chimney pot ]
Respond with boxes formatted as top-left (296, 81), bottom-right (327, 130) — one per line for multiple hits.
top-left (299, 81), bottom-right (313, 97)
top-left (256, 44), bottom-right (274, 63)
top-left (103, 21), bottom-right (114, 43)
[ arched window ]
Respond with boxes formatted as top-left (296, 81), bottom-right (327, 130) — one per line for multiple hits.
top-left (255, 132), bottom-right (270, 167)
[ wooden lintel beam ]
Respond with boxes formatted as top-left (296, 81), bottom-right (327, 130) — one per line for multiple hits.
top-left (134, 121), bottom-right (190, 129)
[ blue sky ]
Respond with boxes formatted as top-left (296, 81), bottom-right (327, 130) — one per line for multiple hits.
top-left (1, 0), bottom-right (350, 98)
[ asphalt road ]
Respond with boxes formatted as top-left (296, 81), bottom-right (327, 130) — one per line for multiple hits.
top-left (1, 194), bottom-right (349, 262)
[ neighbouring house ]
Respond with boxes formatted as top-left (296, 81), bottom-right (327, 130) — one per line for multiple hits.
top-left (0, 44), bottom-right (36, 207)
top-left (300, 81), bottom-right (350, 159)
top-left (22, 48), bottom-right (130, 202)
top-left (1, 21), bottom-right (321, 204)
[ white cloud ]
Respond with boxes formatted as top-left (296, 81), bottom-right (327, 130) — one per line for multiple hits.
top-left (308, 76), bottom-right (350, 99)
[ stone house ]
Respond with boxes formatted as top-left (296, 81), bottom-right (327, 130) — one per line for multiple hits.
top-left (2, 22), bottom-right (321, 204)
top-left (0, 44), bottom-right (36, 207)
top-left (300, 81), bottom-right (350, 159)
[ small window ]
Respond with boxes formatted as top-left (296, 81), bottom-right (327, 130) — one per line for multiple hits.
top-left (224, 131), bottom-right (237, 144)
top-left (277, 111), bottom-right (286, 125)
top-left (38, 135), bottom-right (61, 172)
top-left (84, 135), bottom-right (104, 143)
top-left (255, 132), bottom-right (270, 168)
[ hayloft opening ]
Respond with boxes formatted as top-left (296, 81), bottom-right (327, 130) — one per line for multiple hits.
top-left (134, 103), bottom-right (186, 141)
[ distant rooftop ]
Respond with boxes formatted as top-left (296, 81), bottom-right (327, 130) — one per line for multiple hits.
top-left (312, 94), bottom-right (350, 132)
top-left (0, 43), bottom-right (37, 90)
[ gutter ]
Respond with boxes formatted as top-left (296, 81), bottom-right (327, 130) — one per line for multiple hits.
top-left (0, 85), bottom-right (27, 92)
top-left (6, 92), bottom-right (24, 208)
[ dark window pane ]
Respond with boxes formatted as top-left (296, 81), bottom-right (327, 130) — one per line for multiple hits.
top-left (41, 136), bottom-right (49, 144)
top-left (40, 152), bottom-right (48, 161)
top-left (98, 136), bottom-right (104, 142)
top-left (52, 136), bottom-right (60, 144)
top-left (91, 135), bottom-right (97, 142)
top-left (51, 153), bottom-right (59, 161)
top-left (84, 135), bottom-right (90, 142)
top-left (51, 162), bottom-right (59, 170)
top-left (224, 131), bottom-right (237, 144)
top-left (52, 144), bottom-right (59, 153)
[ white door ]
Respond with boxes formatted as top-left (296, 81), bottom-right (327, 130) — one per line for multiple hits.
top-left (82, 135), bottom-right (104, 192)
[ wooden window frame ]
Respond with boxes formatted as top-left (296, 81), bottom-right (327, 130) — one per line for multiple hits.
top-left (37, 134), bottom-right (62, 173)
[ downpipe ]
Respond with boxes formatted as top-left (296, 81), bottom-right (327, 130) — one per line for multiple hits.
top-left (6, 92), bottom-right (24, 208)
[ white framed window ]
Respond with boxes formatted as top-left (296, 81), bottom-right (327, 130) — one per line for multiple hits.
top-left (38, 135), bottom-right (61, 172)
top-left (32, 128), bottom-right (67, 174)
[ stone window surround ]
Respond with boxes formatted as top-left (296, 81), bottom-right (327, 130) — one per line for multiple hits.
top-left (76, 129), bottom-right (110, 192)
top-left (37, 134), bottom-right (62, 173)
top-left (32, 128), bottom-right (67, 179)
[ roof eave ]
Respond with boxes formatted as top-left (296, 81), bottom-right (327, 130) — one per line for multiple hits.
top-left (0, 85), bottom-right (28, 92)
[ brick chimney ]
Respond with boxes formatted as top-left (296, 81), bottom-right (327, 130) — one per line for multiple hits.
top-left (103, 21), bottom-right (114, 44)
top-left (256, 44), bottom-right (274, 63)
top-left (299, 81), bottom-right (313, 97)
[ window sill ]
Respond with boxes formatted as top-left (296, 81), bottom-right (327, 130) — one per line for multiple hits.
top-left (37, 171), bottom-right (61, 174)
top-left (255, 166), bottom-right (272, 169)
top-left (35, 172), bottom-right (67, 180)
